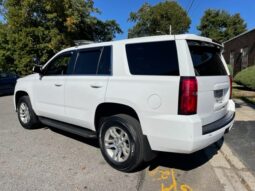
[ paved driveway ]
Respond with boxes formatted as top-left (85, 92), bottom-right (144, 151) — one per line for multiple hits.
top-left (225, 99), bottom-right (255, 175)
top-left (0, 96), bottom-right (254, 191)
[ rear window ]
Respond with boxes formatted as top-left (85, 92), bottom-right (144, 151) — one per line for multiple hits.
top-left (126, 41), bottom-right (179, 76)
top-left (97, 46), bottom-right (111, 75)
top-left (188, 40), bottom-right (227, 76)
top-left (74, 49), bottom-right (101, 75)
top-left (73, 46), bottom-right (111, 75)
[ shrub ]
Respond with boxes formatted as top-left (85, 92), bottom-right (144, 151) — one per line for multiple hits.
top-left (227, 64), bottom-right (233, 76)
top-left (234, 65), bottom-right (255, 90)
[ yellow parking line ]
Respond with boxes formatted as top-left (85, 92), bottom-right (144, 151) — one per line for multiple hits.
top-left (148, 167), bottom-right (193, 191)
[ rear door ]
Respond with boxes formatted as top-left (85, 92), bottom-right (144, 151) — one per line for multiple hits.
top-left (187, 40), bottom-right (230, 125)
top-left (64, 46), bottom-right (111, 129)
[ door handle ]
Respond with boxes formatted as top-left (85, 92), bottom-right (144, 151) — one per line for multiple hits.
top-left (55, 84), bottom-right (63, 87)
top-left (90, 84), bottom-right (103, 88)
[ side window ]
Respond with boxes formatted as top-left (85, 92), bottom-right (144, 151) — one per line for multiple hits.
top-left (241, 47), bottom-right (249, 69)
top-left (230, 51), bottom-right (235, 67)
top-left (74, 49), bottom-right (101, 75)
top-left (126, 41), bottom-right (179, 76)
top-left (97, 46), bottom-right (111, 75)
top-left (44, 53), bottom-right (72, 76)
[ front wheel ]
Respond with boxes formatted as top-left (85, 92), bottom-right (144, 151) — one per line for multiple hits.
top-left (99, 114), bottom-right (144, 172)
top-left (17, 95), bottom-right (40, 129)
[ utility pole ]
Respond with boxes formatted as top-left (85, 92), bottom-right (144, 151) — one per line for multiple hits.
top-left (156, 25), bottom-right (172, 35)
top-left (169, 25), bottom-right (172, 35)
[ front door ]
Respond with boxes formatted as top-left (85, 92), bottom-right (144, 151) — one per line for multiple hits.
top-left (33, 51), bottom-right (76, 121)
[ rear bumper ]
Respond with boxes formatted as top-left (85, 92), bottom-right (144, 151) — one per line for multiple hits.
top-left (202, 110), bottom-right (235, 135)
top-left (142, 100), bottom-right (235, 153)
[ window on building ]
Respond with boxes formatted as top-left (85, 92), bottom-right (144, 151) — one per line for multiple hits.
top-left (230, 51), bottom-right (235, 67)
top-left (241, 47), bottom-right (249, 69)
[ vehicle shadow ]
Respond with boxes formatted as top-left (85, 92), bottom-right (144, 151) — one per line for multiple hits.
top-left (43, 125), bottom-right (223, 172)
top-left (233, 84), bottom-right (254, 92)
top-left (144, 138), bottom-right (224, 172)
top-left (48, 127), bottom-right (100, 148)
top-left (0, 93), bottom-right (14, 97)
top-left (234, 99), bottom-right (255, 109)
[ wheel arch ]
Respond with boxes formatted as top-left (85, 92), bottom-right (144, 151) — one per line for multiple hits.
top-left (94, 102), bottom-right (140, 133)
top-left (95, 103), bottom-right (157, 164)
top-left (15, 91), bottom-right (29, 110)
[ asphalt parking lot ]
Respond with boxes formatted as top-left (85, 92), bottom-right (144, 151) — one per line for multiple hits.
top-left (1, 95), bottom-right (255, 191)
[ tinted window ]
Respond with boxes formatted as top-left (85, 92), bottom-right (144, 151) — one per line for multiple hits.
top-left (74, 49), bottom-right (101, 75)
top-left (97, 46), bottom-right (111, 75)
top-left (44, 54), bottom-right (72, 75)
top-left (126, 41), bottom-right (179, 76)
top-left (188, 40), bottom-right (227, 76)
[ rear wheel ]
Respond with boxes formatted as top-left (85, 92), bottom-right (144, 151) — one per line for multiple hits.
top-left (17, 96), bottom-right (40, 129)
top-left (99, 114), bottom-right (144, 172)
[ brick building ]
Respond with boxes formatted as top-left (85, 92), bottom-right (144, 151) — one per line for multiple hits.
top-left (223, 28), bottom-right (255, 75)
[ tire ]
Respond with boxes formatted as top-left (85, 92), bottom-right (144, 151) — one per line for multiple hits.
top-left (17, 95), bottom-right (40, 129)
top-left (99, 114), bottom-right (144, 172)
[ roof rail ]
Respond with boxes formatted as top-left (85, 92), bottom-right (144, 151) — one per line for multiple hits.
top-left (74, 40), bottom-right (94, 46)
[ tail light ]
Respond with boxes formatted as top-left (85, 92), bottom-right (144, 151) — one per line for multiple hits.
top-left (178, 77), bottom-right (197, 115)
top-left (229, 75), bottom-right (232, 99)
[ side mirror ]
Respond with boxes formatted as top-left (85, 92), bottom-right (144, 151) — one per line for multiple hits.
top-left (33, 57), bottom-right (40, 65)
top-left (33, 65), bottom-right (43, 74)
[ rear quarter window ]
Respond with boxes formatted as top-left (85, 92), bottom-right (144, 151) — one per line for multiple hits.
top-left (125, 41), bottom-right (179, 76)
top-left (187, 40), bottom-right (227, 76)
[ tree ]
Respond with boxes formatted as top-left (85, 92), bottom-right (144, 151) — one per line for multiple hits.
top-left (128, 1), bottom-right (191, 38)
top-left (197, 9), bottom-right (247, 42)
top-left (0, 0), bottom-right (122, 75)
top-left (0, 23), bottom-right (15, 72)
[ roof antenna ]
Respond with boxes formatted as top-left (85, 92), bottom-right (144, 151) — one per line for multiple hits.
top-left (74, 40), bottom-right (94, 46)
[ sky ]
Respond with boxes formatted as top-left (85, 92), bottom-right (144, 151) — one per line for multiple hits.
top-left (93, 0), bottom-right (255, 40)
top-left (1, 0), bottom-right (255, 40)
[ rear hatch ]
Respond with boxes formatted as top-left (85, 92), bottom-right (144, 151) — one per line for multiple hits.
top-left (187, 40), bottom-right (231, 126)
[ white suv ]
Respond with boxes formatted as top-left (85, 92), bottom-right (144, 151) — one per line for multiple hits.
top-left (14, 35), bottom-right (235, 172)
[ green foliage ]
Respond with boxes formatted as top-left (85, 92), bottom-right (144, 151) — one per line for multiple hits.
top-left (0, 23), bottom-right (16, 73)
top-left (227, 64), bottom-right (233, 76)
top-left (197, 9), bottom-right (247, 42)
top-left (234, 66), bottom-right (255, 90)
top-left (128, 1), bottom-right (191, 38)
top-left (0, 0), bottom-right (122, 75)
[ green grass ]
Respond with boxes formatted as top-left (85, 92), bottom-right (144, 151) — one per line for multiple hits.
top-left (234, 65), bottom-right (255, 90)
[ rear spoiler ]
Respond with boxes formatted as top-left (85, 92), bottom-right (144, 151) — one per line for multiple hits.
top-left (212, 39), bottom-right (223, 47)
